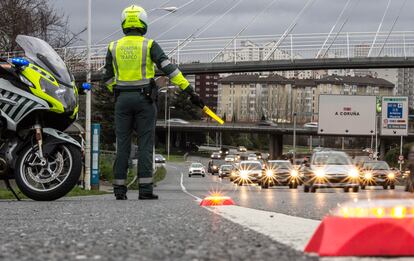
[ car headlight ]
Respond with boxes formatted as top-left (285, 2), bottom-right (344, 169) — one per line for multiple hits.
top-left (230, 171), bottom-right (236, 176)
top-left (290, 169), bottom-right (299, 178)
top-left (364, 172), bottom-right (373, 180)
top-left (348, 169), bottom-right (359, 179)
top-left (240, 170), bottom-right (249, 179)
top-left (265, 169), bottom-right (274, 177)
top-left (315, 169), bottom-right (325, 178)
top-left (388, 173), bottom-right (395, 179)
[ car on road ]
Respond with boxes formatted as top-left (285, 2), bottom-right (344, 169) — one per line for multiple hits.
top-left (211, 152), bottom-right (221, 159)
top-left (260, 160), bottom-right (302, 189)
top-left (360, 161), bottom-right (397, 190)
top-left (219, 147), bottom-right (230, 158)
top-left (219, 164), bottom-right (234, 178)
top-left (238, 146), bottom-right (247, 152)
top-left (247, 153), bottom-right (258, 161)
top-left (155, 154), bottom-right (166, 167)
top-left (353, 155), bottom-right (371, 170)
top-left (189, 162), bottom-right (206, 177)
top-left (166, 118), bottom-right (189, 124)
top-left (225, 155), bottom-right (237, 162)
top-left (208, 159), bottom-right (225, 175)
top-left (233, 160), bottom-right (262, 185)
top-left (303, 151), bottom-right (360, 193)
top-left (303, 122), bottom-right (318, 128)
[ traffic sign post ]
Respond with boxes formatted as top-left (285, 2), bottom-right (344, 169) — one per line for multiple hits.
top-left (381, 97), bottom-right (409, 136)
top-left (91, 123), bottom-right (101, 190)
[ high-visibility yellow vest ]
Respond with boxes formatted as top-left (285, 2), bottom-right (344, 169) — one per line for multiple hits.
top-left (108, 35), bottom-right (154, 88)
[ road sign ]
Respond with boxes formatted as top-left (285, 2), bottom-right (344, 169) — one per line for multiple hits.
top-left (91, 123), bottom-right (101, 190)
top-left (381, 97), bottom-right (408, 136)
top-left (318, 95), bottom-right (376, 135)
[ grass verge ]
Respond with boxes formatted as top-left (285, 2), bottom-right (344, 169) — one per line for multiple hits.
top-left (0, 186), bottom-right (109, 200)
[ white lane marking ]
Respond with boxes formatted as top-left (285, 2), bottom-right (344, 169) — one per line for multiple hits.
top-left (180, 171), bottom-right (202, 202)
top-left (210, 205), bottom-right (319, 252)
top-left (179, 172), bottom-right (319, 252)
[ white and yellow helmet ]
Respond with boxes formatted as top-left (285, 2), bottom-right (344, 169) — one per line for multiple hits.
top-left (121, 5), bottom-right (148, 34)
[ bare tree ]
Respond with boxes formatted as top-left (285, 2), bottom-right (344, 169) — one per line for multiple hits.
top-left (0, 0), bottom-right (84, 52)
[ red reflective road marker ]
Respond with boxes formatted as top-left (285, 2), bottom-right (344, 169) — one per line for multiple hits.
top-left (200, 196), bottom-right (235, 206)
top-left (305, 217), bottom-right (414, 256)
top-left (305, 198), bottom-right (414, 256)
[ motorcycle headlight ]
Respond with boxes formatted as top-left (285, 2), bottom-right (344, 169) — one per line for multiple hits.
top-left (213, 166), bottom-right (217, 169)
top-left (364, 172), bottom-right (373, 180)
top-left (388, 173), bottom-right (395, 179)
top-left (290, 169), bottom-right (299, 178)
top-left (315, 169), bottom-right (325, 178)
top-left (348, 169), bottom-right (359, 179)
top-left (266, 169), bottom-right (274, 177)
top-left (240, 170), bottom-right (249, 180)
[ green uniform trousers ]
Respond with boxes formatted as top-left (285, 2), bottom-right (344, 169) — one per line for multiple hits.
top-left (113, 90), bottom-right (156, 194)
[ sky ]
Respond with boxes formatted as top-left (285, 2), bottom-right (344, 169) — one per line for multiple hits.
top-left (50, 0), bottom-right (414, 46)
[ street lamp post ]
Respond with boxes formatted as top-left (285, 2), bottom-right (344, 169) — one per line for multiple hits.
top-left (293, 112), bottom-right (297, 161)
top-left (158, 86), bottom-right (176, 127)
top-left (84, 0), bottom-right (92, 190)
top-left (167, 106), bottom-right (175, 160)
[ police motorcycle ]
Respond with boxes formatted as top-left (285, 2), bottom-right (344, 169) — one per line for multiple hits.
top-left (0, 35), bottom-right (82, 201)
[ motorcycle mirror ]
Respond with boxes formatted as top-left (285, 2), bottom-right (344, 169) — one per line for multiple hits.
top-left (82, 83), bottom-right (92, 91)
top-left (11, 57), bottom-right (29, 67)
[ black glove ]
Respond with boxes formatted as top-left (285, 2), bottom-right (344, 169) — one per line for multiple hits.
top-left (185, 87), bottom-right (205, 109)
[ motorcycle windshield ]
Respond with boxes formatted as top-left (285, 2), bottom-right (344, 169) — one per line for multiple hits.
top-left (16, 35), bottom-right (72, 85)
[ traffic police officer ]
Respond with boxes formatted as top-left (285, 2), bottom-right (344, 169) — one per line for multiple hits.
top-left (102, 5), bottom-right (204, 200)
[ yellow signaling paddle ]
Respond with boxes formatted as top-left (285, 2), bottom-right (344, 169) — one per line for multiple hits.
top-left (202, 106), bottom-right (224, 125)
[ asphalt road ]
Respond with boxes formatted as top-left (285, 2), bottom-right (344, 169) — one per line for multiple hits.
top-left (0, 161), bottom-right (316, 261)
top-left (182, 157), bottom-right (407, 220)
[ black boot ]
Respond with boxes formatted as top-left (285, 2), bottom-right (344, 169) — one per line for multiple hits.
top-left (114, 185), bottom-right (128, 200)
top-left (138, 193), bottom-right (159, 200)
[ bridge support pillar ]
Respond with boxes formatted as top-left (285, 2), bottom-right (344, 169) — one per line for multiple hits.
top-left (269, 134), bottom-right (283, 160)
top-left (379, 138), bottom-right (387, 160)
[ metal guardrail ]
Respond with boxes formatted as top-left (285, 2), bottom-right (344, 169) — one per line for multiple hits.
top-left (2, 31), bottom-right (414, 73)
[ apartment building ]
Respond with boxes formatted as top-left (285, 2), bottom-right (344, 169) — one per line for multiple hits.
top-left (194, 74), bottom-right (219, 111)
top-left (218, 74), bottom-right (292, 122)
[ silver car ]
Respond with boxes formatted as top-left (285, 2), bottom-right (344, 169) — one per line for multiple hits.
top-left (303, 151), bottom-right (360, 193)
top-left (233, 160), bottom-right (263, 185)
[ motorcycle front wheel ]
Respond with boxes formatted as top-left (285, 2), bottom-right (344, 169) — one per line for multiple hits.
top-left (15, 143), bottom-right (82, 201)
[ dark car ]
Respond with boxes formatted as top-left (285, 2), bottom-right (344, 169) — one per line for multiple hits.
top-left (360, 161), bottom-right (397, 190)
top-left (260, 160), bottom-right (302, 189)
top-left (303, 151), bottom-right (360, 193)
top-left (208, 159), bottom-right (225, 175)
top-left (219, 164), bottom-right (234, 178)
top-left (219, 148), bottom-right (230, 158)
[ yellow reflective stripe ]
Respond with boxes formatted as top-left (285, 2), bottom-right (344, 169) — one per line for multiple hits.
top-left (170, 71), bottom-right (190, 90)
